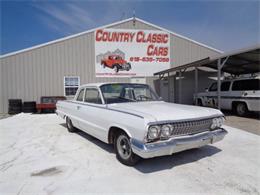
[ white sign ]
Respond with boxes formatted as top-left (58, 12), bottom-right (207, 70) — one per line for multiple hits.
top-left (95, 29), bottom-right (170, 77)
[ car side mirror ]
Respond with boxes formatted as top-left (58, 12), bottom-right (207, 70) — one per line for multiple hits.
top-left (205, 88), bottom-right (209, 92)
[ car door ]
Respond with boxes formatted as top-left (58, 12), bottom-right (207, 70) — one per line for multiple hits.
top-left (70, 88), bottom-right (85, 129)
top-left (219, 81), bottom-right (231, 109)
top-left (231, 79), bottom-right (260, 111)
top-left (77, 87), bottom-right (107, 141)
top-left (205, 82), bottom-right (218, 107)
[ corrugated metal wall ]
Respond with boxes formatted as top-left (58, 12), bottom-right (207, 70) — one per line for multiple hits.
top-left (0, 19), bottom-right (220, 113)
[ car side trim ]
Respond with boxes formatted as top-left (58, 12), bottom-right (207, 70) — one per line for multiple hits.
top-left (65, 100), bottom-right (144, 119)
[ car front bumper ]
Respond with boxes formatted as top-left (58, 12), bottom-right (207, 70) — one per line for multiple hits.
top-left (131, 128), bottom-right (227, 159)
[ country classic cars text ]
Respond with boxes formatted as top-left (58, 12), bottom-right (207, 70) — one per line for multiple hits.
top-left (95, 29), bottom-right (169, 56)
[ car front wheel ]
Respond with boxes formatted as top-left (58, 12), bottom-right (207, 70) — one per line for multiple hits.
top-left (114, 132), bottom-right (140, 166)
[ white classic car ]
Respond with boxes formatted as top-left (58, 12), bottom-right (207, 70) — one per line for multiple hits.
top-left (56, 83), bottom-right (227, 166)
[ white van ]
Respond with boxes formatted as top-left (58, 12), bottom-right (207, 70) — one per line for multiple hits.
top-left (196, 77), bottom-right (260, 116)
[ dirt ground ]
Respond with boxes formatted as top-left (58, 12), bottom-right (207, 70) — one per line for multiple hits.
top-left (223, 111), bottom-right (260, 135)
top-left (0, 113), bottom-right (259, 194)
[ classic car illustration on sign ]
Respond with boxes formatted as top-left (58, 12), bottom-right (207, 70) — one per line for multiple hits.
top-left (95, 29), bottom-right (170, 77)
top-left (101, 54), bottom-right (131, 73)
top-left (56, 83), bottom-right (227, 166)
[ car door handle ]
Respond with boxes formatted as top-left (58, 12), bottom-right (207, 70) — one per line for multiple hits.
top-left (77, 106), bottom-right (81, 110)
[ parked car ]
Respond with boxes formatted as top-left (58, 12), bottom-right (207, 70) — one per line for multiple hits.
top-left (56, 83), bottom-right (227, 166)
top-left (101, 55), bottom-right (131, 73)
top-left (195, 77), bottom-right (260, 116)
top-left (37, 96), bottom-right (66, 113)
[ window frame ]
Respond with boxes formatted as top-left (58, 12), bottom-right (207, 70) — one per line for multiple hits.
top-left (221, 81), bottom-right (231, 91)
top-left (100, 83), bottom-right (159, 104)
top-left (64, 76), bottom-right (80, 97)
top-left (84, 87), bottom-right (104, 105)
top-left (209, 82), bottom-right (217, 92)
top-left (231, 79), bottom-right (260, 91)
top-left (76, 88), bottom-right (85, 102)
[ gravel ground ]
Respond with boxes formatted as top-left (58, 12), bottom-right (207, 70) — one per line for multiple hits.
top-left (0, 113), bottom-right (259, 195)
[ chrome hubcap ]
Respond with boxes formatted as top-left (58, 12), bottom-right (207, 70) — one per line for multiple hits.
top-left (237, 104), bottom-right (245, 114)
top-left (117, 135), bottom-right (131, 160)
top-left (67, 118), bottom-right (71, 128)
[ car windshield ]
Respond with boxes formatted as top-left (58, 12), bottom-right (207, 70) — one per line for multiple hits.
top-left (100, 83), bottom-right (159, 104)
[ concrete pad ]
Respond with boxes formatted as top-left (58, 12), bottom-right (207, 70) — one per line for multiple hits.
top-left (0, 113), bottom-right (259, 194)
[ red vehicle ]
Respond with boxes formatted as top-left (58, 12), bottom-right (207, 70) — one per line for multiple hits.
top-left (101, 55), bottom-right (131, 73)
top-left (36, 96), bottom-right (66, 113)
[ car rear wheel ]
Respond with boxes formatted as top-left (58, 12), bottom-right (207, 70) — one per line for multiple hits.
top-left (66, 117), bottom-right (76, 132)
top-left (126, 63), bottom-right (131, 71)
top-left (114, 132), bottom-right (140, 166)
top-left (236, 102), bottom-right (248, 117)
top-left (197, 99), bottom-right (203, 106)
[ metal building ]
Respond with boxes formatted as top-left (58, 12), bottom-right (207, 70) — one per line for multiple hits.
top-left (0, 17), bottom-right (221, 114)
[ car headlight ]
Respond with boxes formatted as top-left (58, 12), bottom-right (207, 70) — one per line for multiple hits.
top-left (211, 117), bottom-right (225, 129)
top-left (218, 117), bottom-right (225, 127)
top-left (147, 125), bottom-right (160, 140)
top-left (161, 124), bottom-right (172, 138)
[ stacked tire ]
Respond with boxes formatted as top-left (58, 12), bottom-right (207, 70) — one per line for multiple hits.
top-left (8, 99), bottom-right (22, 114)
top-left (22, 101), bottom-right (37, 113)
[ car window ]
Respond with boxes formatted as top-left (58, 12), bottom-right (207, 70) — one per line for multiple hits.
top-left (209, 83), bottom-right (217, 91)
top-left (221, 82), bottom-right (231, 91)
top-left (232, 79), bottom-right (260, 91)
top-left (84, 88), bottom-right (102, 104)
top-left (76, 89), bottom-right (84, 101)
top-left (101, 83), bottom-right (159, 104)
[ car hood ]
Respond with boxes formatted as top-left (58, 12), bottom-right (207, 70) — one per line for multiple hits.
top-left (108, 101), bottom-right (223, 122)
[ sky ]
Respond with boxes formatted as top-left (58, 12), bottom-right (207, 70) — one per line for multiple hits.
top-left (0, 0), bottom-right (259, 55)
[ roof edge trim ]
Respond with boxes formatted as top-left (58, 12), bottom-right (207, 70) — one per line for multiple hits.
top-left (136, 18), bottom-right (222, 54)
top-left (0, 17), bottom-right (133, 58)
top-left (1, 17), bottom-right (222, 59)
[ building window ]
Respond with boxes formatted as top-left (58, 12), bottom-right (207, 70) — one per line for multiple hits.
top-left (64, 76), bottom-right (80, 96)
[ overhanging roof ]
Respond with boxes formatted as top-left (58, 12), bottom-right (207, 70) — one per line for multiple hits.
top-left (154, 44), bottom-right (260, 76)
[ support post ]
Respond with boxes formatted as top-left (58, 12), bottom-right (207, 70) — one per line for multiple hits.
top-left (195, 67), bottom-right (198, 105)
top-left (217, 56), bottom-right (229, 110)
top-left (167, 72), bottom-right (170, 102)
top-left (178, 70), bottom-right (182, 104)
top-left (217, 59), bottom-right (221, 110)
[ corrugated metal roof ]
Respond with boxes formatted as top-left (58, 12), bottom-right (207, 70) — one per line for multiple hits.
top-left (154, 44), bottom-right (260, 76)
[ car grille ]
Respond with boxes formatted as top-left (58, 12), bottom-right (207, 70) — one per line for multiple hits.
top-left (170, 118), bottom-right (213, 136)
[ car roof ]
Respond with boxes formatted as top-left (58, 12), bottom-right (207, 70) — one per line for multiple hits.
top-left (224, 77), bottom-right (260, 81)
top-left (210, 77), bottom-right (260, 84)
top-left (79, 82), bottom-right (148, 88)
